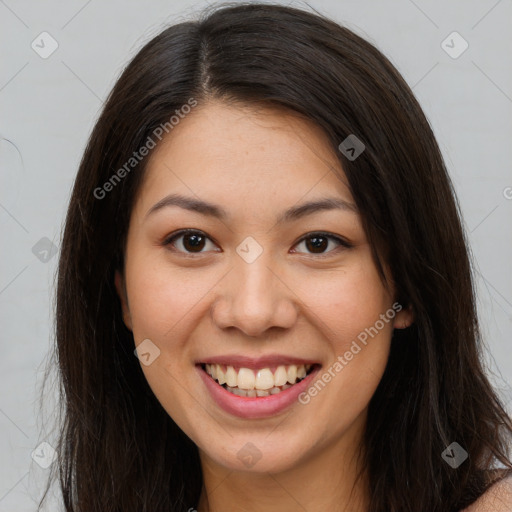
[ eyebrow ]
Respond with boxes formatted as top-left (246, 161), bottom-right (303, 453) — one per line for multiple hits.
top-left (145, 193), bottom-right (357, 223)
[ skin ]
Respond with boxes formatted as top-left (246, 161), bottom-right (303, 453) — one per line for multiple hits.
top-left (115, 100), bottom-right (414, 512)
top-left (463, 474), bottom-right (512, 512)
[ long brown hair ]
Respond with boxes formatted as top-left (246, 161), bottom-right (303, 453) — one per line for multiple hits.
top-left (38, 3), bottom-right (512, 511)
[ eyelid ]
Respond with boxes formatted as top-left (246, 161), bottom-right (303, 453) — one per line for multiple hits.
top-left (163, 229), bottom-right (352, 256)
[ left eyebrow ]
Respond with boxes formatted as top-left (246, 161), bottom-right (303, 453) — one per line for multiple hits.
top-left (144, 193), bottom-right (358, 222)
top-left (276, 197), bottom-right (358, 224)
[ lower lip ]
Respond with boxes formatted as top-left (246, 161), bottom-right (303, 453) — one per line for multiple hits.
top-left (197, 364), bottom-right (321, 419)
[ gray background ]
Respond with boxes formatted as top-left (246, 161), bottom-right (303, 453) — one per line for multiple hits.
top-left (1, 0), bottom-right (511, 509)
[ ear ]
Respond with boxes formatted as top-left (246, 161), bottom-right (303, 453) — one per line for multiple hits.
top-left (115, 270), bottom-right (133, 331)
top-left (392, 303), bottom-right (414, 330)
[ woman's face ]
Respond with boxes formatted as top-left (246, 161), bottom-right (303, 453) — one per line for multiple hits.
top-left (115, 100), bottom-right (412, 474)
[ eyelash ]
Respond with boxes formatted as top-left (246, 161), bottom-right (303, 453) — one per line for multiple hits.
top-left (162, 229), bottom-right (352, 258)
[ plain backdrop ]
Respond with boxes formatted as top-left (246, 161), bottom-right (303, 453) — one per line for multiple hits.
top-left (1, 0), bottom-right (511, 509)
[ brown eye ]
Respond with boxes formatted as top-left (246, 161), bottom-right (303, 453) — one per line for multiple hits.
top-left (305, 235), bottom-right (329, 253)
top-left (164, 230), bottom-right (218, 254)
top-left (163, 229), bottom-right (351, 258)
top-left (292, 232), bottom-right (351, 257)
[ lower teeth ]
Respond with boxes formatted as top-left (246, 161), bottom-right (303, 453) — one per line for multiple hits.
top-left (221, 380), bottom-right (303, 397)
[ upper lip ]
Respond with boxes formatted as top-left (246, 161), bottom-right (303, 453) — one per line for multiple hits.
top-left (196, 354), bottom-right (320, 369)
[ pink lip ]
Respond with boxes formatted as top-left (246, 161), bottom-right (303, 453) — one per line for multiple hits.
top-left (197, 364), bottom-right (321, 419)
top-left (196, 354), bottom-right (319, 370)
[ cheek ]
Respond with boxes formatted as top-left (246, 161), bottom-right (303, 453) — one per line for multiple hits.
top-left (299, 255), bottom-right (392, 345)
top-left (124, 253), bottom-right (212, 340)
top-left (294, 252), bottom-right (393, 410)
top-left (123, 254), bottom-right (209, 435)
top-left (300, 307), bottom-right (393, 438)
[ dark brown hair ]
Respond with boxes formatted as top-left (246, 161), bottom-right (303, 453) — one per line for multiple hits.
top-left (38, 3), bottom-right (512, 511)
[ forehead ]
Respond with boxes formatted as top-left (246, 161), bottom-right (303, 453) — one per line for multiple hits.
top-left (135, 100), bottom-right (354, 216)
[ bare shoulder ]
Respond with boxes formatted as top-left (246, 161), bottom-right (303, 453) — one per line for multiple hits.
top-left (462, 475), bottom-right (512, 512)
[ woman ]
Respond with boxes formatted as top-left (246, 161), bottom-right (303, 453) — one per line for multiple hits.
top-left (39, 3), bottom-right (512, 511)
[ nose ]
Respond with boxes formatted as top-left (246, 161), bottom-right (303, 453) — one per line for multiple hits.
top-left (210, 254), bottom-right (299, 337)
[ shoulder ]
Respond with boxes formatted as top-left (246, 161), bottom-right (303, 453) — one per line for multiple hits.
top-left (462, 474), bottom-right (512, 512)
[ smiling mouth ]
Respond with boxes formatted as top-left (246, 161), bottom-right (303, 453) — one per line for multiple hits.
top-left (200, 363), bottom-right (318, 397)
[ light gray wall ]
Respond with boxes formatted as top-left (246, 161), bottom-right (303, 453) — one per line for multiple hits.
top-left (1, 0), bottom-right (511, 509)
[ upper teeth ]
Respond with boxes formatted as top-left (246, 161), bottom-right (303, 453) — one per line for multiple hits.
top-left (205, 364), bottom-right (312, 390)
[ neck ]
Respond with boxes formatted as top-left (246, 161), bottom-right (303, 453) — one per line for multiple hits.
top-left (196, 411), bottom-right (369, 512)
